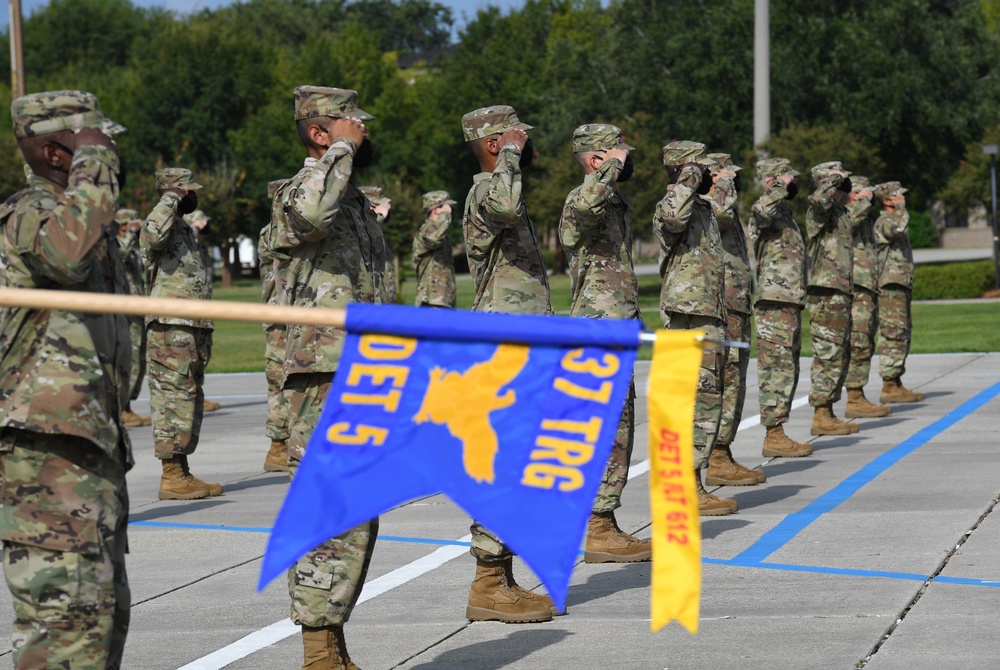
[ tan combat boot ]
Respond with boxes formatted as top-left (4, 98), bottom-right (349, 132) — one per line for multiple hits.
top-left (845, 388), bottom-right (892, 418)
top-left (466, 558), bottom-right (554, 623)
top-left (159, 456), bottom-right (211, 500)
top-left (203, 399), bottom-right (222, 412)
top-left (301, 626), bottom-right (342, 670)
top-left (264, 440), bottom-right (290, 472)
top-left (179, 454), bottom-right (223, 497)
top-left (696, 469), bottom-right (737, 516)
top-left (705, 444), bottom-right (764, 486)
top-left (811, 404), bottom-right (858, 436)
top-left (880, 378), bottom-right (925, 404)
top-left (762, 425), bottom-right (813, 458)
top-left (331, 625), bottom-right (359, 670)
top-left (121, 408), bottom-right (150, 427)
top-left (584, 511), bottom-right (652, 563)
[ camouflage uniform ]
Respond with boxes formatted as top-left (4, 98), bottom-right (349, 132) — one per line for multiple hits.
top-left (413, 190), bottom-right (458, 308)
top-left (653, 141), bottom-right (725, 470)
top-left (260, 180), bottom-right (290, 446)
top-left (805, 162), bottom-right (854, 407)
top-left (360, 185), bottom-right (396, 305)
top-left (845, 177), bottom-right (880, 390)
top-left (0, 91), bottom-right (131, 669)
top-left (271, 87), bottom-right (386, 628)
top-left (462, 105), bottom-right (552, 562)
top-left (141, 169), bottom-right (214, 460)
top-left (702, 154), bottom-right (751, 447)
top-left (749, 159), bottom-right (807, 427)
top-left (558, 124), bottom-right (640, 513)
top-left (116, 209), bottom-right (147, 402)
top-left (874, 182), bottom-right (914, 380)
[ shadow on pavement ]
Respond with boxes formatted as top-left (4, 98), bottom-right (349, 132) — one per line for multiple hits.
top-left (761, 459), bottom-right (823, 478)
top-left (810, 436), bottom-right (861, 452)
top-left (850, 416), bottom-right (908, 431)
top-left (565, 562), bottom-right (649, 608)
top-left (729, 484), bottom-right (810, 510)
top-left (222, 474), bottom-right (288, 494)
top-left (701, 517), bottom-right (752, 540)
top-left (130, 498), bottom-right (230, 522)
top-left (405, 629), bottom-right (572, 669)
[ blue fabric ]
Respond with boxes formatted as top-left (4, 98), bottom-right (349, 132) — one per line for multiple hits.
top-left (260, 305), bottom-right (640, 610)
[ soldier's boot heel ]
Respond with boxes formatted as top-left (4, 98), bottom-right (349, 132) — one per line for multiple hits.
top-left (159, 457), bottom-right (210, 500)
top-left (762, 425), bottom-right (813, 458)
top-left (331, 626), bottom-right (359, 670)
top-left (705, 444), bottom-right (764, 486)
top-left (301, 626), bottom-right (342, 670)
top-left (880, 378), bottom-right (925, 404)
top-left (811, 404), bottom-right (856, 436)
top-left (845, 388), bottom-right (892, 418)
top-left (179, 454), bottom-right (223, 496)
top-left (264, 440), bottom-right (290, 472)
top-left (584, 511), bottom-right (652, 563)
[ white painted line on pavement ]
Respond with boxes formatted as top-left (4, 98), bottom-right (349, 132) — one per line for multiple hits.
top-left (181, 393), bottom-right (812, 669)
top-left (177, 536), bottom-right (472, 670)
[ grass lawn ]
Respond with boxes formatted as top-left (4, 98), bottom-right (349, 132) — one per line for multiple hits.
top-left (206, 276), bottom-right (1000, 372)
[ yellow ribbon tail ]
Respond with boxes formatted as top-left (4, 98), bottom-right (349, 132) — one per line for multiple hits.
top-left (648, 330), bottom-right (703, 634)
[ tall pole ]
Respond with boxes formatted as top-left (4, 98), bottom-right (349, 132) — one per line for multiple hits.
top-left (984, 144), bottom-right (999, 291)
top-left (9, 0), bottom-right (25, 99)
top-left (753, 0), bottom-right (770, 149)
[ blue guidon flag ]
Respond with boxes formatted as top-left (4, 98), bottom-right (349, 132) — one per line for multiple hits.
top-left (258, 304), bottom-right (640, 610)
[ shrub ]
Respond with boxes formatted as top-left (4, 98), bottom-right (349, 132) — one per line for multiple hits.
top-left (907, 210), bottom-right (938, 249)
top-left (912, 260), bottom-right (995, 300)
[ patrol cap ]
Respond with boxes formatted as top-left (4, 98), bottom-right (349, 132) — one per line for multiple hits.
top-left (851, 175), bottom-right (872, 190)
top-left (661, 140), bottom-right (706, 167)
top-left (114, 208), bottom-right (139, 225)
top-left (462, 105), bottom-right (532, 142)
top-left (695, 154), bottom-right (719, 169)
top-left (422, 190), bottom-right (457, 210)
top-left (156, 167), bottom-right (202, 191)
top-left (811, 161), bottom-right (850, 182)
top-left (571, 124), bottom-right (634, 153)
top-left (358, 185), bottom-right (390, 205)
top-left (267, 179), bottom-right (288, 199)
top-left (707, 152), bottom-right (742, 173)
top-left (293, 86), bottom-right (374, 122)
top-left (756, 157), bottom-right (800, 180)
top-left (11, 90), bottom-right (126, 140)
top-left (874, 181), bottom-right (908, 198)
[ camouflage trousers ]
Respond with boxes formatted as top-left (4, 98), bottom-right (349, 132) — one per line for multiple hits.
top-left (718, 311), bottom-right (750, 445)
top-left (0, 430), bottom-right (130, 670)
top-left (846, 287), bottom-right (878, 389)
top-left (754, 301), bottom-right (803, 427)
top-left (877, 286), bottom-right (912, 380)
top-left (592, 379), bottom-right (636, 514)
top-left (127, 317), bottom-right (146, 402)
top-left (807, 289), bottom-right (852, 407)
top-left (284, 372), bottom-right (378, 627)
top-left (663, 312), bottom-right (724, 470)
top-left (263, 326), bottom-right (289, 443)
top-left (147, 323), bottom-right (212, 459)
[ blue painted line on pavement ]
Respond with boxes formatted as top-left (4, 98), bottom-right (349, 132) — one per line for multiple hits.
top-left (704, 558), bottom-right (1000, 588)
top-left (734, 380), bottom-right (1000, 564)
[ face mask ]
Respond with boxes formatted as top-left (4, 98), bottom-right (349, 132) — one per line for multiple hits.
top-left (354, 138), bottom-right (375, 168)
top-left (732, 173), bottom-right (742, 193)
top-left (785, 181), bottom-right (800, 200)
top-left (836, 177), bottom-right (852, 193)
top-left (696, 169), bottom-right (713, 195)
top-left (519, 139), bottom-right (534, 169)
top-left (178, 192), bottom-right (198, 215)
top-left (616, 155), bottom-right (634, 182)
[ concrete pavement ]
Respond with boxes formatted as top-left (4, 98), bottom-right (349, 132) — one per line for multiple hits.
top-left (0, 352), bottom-right (997, 669)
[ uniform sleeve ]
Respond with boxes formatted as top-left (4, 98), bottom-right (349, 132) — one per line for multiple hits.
top-left (653, 181), bottom-right (699, 235)
top-left (141, 192), bottom-right (181, 251)
top-left (805, 181), bottom-right (840, 239)
top-left (287, 138), bottom-right (358, 242)
top-left (17, 145), bottom-right (120, 285)
top-left (750, 182), bottom-right (789, 230)
top-left (709, 176), bottom-right (738, 231)
top-left (847, 196), bottom-right (874, 231)
top-left (565, 158), bottom-right (622, 229)
top-left (477, 144), bottom-right (524, 229)
top-left (417, 210), bottom-right (451, 250)
top-left (878, 209), bottom-right (909, 242)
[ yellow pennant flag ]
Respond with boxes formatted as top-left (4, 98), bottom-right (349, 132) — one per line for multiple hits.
top-left (648, 330), bottom-right (703, 633)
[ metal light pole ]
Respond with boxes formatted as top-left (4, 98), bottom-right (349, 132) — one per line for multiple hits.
top-left (984, 144), bottom-right (999, 292)
top-left (9, 0), bottom-right (25, 99)
top-left (753, 0), bottom-right (770, 149)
